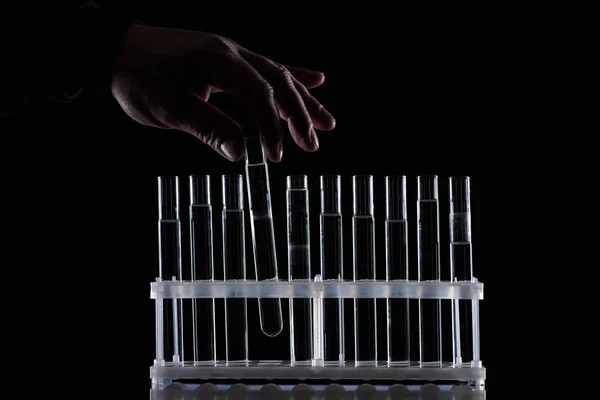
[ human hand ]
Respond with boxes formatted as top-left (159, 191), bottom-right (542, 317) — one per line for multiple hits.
top-left (111, 24), bottom-right (335, 162)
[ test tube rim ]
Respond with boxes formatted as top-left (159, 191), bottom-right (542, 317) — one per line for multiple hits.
top-left (287, 175), bottom-right (308, 189)
top-left (417, 175), bottom-right (439, 201)
top-left (351, 174), bottom-right (374, 216)
top-left (319, 175), bottom-right (341, 214)
top-left (351, 175), bottom-right (374, 192)
top-left (449, 176), bottom-right (471, 196)
top-left (352, 174), bottom-right (374, 180)
top-left (158, 175), bottom-right (180, 219)
top-left (319, 175), bottom-right (342, 191)
top-left (385, 175), bottom-right (407, 219)
top-left (222, 174), bottom-right (244, 210)
top-left (189, 174), bottom-right (211, 205)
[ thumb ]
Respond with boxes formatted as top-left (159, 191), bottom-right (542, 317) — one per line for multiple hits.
top-left (161, 95), bottom-right (245, 161)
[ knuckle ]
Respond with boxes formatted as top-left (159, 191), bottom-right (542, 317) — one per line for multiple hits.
top-left (309, 98), bottom-right (323, 111)
top-left (274, 64), bottom-right (293, 84)
top-left (211, 35), bottom-right (239, 57)
top-left (258, 80), bottom-right (275, 98)
top-left (200, 127), bottom-right (219, 148)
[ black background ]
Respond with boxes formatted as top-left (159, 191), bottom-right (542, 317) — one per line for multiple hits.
top-left (2, 3), bottom-right (508, 395)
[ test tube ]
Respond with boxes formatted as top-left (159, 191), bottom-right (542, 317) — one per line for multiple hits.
top-left (417, 175), bottom-right (442, 366)
top-left (222, 174), bottom-right (248, 364)
top-left (450, 176), bottom-right (474, 366)
top-left (352, 175), bottom-right (377, 365)
top-left (244, 136), bottom-right (283, 337)
top-left (287, 175), bottom-right (312, 364)
top-left (158, 176), bottom-right (184, 363)
top-left (320, 175), bottom-right (345, 364)
top-left (189, 175), bottom-right (216, 364)
top-left (312, 274), bottom-right (324, 366)
top-left (385, 176), bottom-right (410, 365)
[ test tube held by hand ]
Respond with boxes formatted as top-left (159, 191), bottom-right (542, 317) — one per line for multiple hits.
top-left (222, 175), bottom-right (248, 363)
top-left (320, 175), bottom-right (345, 364)
top-left (158, 176), bottom-right (184, 363)
top-left (189, 175), bottom-right (216, 364)
top-left (244, 136), bottom-right (283, 337)
top-left (417, 175), bottom-right (442, 366)
top-left (450, 176), bottom-right (474, 366)
top-left (287, 175), bottom-right (312, 364)
top-left (385, 176), bottom-right (410, 365)
top-left (352, 175), bottom-right (377, 365)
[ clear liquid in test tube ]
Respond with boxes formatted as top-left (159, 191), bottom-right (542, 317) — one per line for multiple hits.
top-left (320, 175), bottom-right (345, 364)
top-left (222, 174), bottom-right (248, 364)
top-left (352, 175), bottom-right (377, 365)
top-left (450, 176), bottom-right (474, 366)
top-left (417, 175), bottom-right (442, 366)
top-left (158, 176), bottom-right (184, 363)
top-left (287, 175), bottom-right (312, 364)
top-left (385, 176), bottom-right (410, 365)
top-left (244, 136), bottom-right (283, 337)
top-left (189, 175), bottom-right (216, 364)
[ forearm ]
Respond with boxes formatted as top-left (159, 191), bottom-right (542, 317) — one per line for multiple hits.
top-left (1, 1), bottom-right (133, 117)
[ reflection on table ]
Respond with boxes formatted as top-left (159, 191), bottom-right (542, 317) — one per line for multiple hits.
top-left (150, 382), bottom-right (485, 399)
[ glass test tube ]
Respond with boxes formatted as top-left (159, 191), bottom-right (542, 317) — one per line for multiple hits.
top-left (352, 175), bottom-right (377, 364)
top-left (312, 274), bottom-right (324, 366)
top-left (450, 176), bottom-right (474, 366)
top-left (158, 176), bottom-right (184, 363)
top-left (244, 136), bottom-right (283, 337)
top-left (320, 175), bottom-right (345, 364)
top-left (222, 175), bottom-right (248, 363)
top-left (287, 175), bottom-right (312, 364)
top-left (417, 175), bottom-right (442, 366)
top-left (385, 176), bottom-right (410, 365)
top-left (189, 175), bottom-right (216, 364)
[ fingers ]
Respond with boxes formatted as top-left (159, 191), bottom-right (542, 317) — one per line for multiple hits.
top-left (242, 51), bottom-right (317, 152)
top-left (206, 56), bottom-right (283, 162)
top-left (159, 93), bottom-right (245, 161)
top-left (290, 75), bottom-right (336, 131)
top-left (202, 49), bottom-right (335, 161)
top-left (284, 64), bottom-right (325, 89)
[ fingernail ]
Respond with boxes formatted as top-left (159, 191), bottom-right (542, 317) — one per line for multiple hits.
top-left (278, 141), bottom-right (283, 160)
top-left (219, 141), bottom-right (238, 161)
top-left (311, 128), bottom-right (319, 149)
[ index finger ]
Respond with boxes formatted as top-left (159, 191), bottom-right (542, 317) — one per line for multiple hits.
top-left (207, 55), bottom-right (283, 162)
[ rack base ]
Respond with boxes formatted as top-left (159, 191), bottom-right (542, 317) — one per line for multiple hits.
top-left (151, 361), bottom-right (485, 390)
top-left (150, 383), bottom-right (484, 399)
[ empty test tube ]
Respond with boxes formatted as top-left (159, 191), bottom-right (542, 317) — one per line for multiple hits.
top-left (287, 175), bottom-right (312, 364)
top-left (320, 175), bottom-right (345, 364)
top-left (244, 136), bottom-right (283, 337)
top-left (352, 175), bottom-right (377, 364)
top-left (158, 176), bottom-right (184, 363)
top-left (222, 175), bottom-right (248, 363)
top-left (189, 175), bottom-right (216, 364)
top-left (450, 176), bottom-right (474, 366)
top-left (385, 176), bottom-right (410, 365)
top-left (417, 175), bottom-right (442, 366)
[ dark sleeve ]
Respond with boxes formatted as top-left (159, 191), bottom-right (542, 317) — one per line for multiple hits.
top-left (0, 1), bottom-right (134, 117)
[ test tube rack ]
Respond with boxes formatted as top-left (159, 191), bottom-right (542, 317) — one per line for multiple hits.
top-left (151, 174), bottom-right (484, 391)
top-left (150, 279), bottom-right (484, 385)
